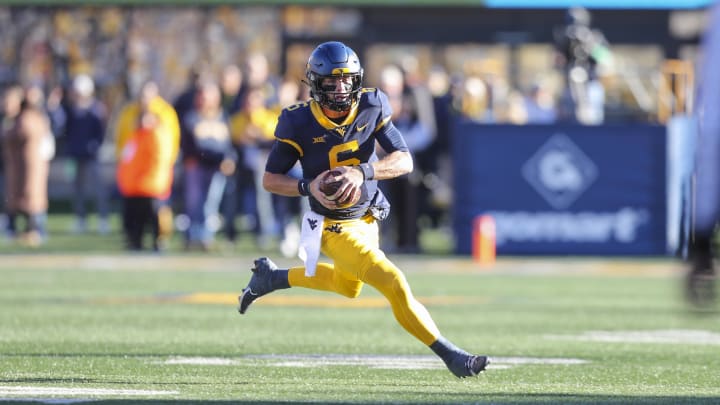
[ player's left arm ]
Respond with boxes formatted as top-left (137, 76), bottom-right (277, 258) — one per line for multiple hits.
top-left (370, 117), bottom-right (413, 180)
top-left (330, 149), bottom-right (412, 207)
top-left (337, 147), bottom-right (412, 181)
top-left (337, 87), bottom-right (412, 181)
top-left (366, 149), bottom-right (413, 180)
top-left (332, 119), bottom-right (413, 204)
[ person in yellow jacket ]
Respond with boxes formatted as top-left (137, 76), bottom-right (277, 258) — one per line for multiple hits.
top-left (117, 106), bottom-right (177, 251)
top-left (228, 86), bottom-right (279, 248)
top-left (115, 81), bottom-right (180, 247)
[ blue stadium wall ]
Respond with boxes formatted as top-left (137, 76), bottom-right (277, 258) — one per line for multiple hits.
top-left (452, 122), bottom-right (668, 256)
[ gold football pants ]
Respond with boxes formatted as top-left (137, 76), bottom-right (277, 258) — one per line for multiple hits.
top-left (288, 215), bottom-right (440, 345)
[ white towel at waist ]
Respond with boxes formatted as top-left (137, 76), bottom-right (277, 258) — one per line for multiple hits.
top-left (298, 211), bottom-right (324, 277)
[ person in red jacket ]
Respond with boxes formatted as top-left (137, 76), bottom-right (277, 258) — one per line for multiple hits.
top-left (116, 106), bottom-right (177, 251)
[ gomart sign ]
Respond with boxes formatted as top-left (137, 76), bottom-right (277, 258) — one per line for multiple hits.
top-left (452, 123), bottom-right (666, 255)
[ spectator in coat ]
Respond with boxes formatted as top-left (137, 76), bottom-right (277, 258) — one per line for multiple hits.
top-left (63, 74), bottom-right (110, 234)
top-left (117, 103), bottom-right (178, 251)
top-left (180, 79), bottom-right (237, 250)
top-left (2, 85), bottom-right (52, 246)
top-left (115, 80), bottom-right (180, 248)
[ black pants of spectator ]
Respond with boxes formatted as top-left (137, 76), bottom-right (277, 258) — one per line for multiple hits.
top-left (222, 166), bottom-right (254, 242)
top-left (686, 234), bottom-right (717, 307)
top-left (686, 233), bottom-right (717, 307)
top-left (122, 196), bottom-right (160, 251)
top-left (6, 212), bottom-right (47, 238)
top-left (385, 175), bottom-right (420, 253)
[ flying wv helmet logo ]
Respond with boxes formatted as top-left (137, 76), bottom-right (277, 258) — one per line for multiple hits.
top-left (522, 134), bottom-right (598, 209)
top-left (325, 223), bottom-right (342, 234)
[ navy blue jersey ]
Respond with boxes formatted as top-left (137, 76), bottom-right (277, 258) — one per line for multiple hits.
top-left (266, 88), bottom-right (408, 220)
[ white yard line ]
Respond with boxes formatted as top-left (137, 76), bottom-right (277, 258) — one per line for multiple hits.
top-left (158, 356), bottom-right (240, 365)
top-left (545, 329), bottom-right (720, 345)
top-left (0, 398), bottom-right (93, 404)
top-left (0, 386), bottom-right (178, 398)
top-left (156, 354), bottom-right (588, 370)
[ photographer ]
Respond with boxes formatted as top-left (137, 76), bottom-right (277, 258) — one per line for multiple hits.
top-left (554, 6), bottom-right (613, 125)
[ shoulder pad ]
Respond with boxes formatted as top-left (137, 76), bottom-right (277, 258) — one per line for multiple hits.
top-left (359, 88), bottom-right (394, 112)
top-left (275, 101), bottom-right (313, 140)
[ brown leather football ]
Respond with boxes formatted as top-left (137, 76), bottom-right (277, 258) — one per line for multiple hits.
top-left (319, 170), bottom-right (344, 199)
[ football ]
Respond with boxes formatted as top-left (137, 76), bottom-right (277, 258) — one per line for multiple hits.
top-left (319, 170), bottom-right (344, 199)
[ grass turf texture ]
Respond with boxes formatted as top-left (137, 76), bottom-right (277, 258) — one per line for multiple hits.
top-left (0, 218), bottom-right (719, 403)
top-left (0, 213), bottom-right (454, 255)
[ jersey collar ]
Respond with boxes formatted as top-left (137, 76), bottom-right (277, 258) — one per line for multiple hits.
top-left (310, 100), bottom-right (359, 130)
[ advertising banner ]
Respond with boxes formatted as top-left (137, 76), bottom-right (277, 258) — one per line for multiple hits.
top-left (452, 122), bottom-right (667, 255)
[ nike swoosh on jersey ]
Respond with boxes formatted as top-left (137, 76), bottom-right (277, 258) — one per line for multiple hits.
top-left (357, 123), bottom-right (368, 131)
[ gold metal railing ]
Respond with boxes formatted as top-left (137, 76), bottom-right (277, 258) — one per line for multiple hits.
top-left (658, 59), bottom-right (694, 123)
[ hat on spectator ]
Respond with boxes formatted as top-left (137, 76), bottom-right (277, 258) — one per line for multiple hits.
top-left (72, 74), bottom-right (95, 96)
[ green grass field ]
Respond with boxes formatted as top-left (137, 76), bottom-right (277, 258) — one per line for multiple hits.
top-left (1, 216), bottom-right (719, 404)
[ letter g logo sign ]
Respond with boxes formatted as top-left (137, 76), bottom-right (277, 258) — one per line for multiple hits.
top-left (522, 134), bottom-right (598, 209)
top-left (539, 150), bottom-right (582, 192)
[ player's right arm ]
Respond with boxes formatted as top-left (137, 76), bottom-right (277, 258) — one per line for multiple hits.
top-left (263, 106), bottom-right (337, 209)
top-left (262, 170), bottom-right (336, 209)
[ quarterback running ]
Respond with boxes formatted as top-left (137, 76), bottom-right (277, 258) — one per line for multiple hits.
top-left (238, 41), bottom-right (489, 378)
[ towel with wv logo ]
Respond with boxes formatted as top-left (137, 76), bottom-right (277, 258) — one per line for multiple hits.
top-left (298, 211), bottom-right (325, 276)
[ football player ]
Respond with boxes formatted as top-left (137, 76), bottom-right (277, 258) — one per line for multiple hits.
top-left (237, 41), bottom-right (488, 377)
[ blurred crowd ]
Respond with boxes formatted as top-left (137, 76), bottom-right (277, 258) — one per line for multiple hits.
top-left (0, 6), bottom-right (639, 255)
top-left (0, 55), bottom-right (311, 254)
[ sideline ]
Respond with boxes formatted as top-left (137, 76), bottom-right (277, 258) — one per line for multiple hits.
top-left (0, 254), bottom-right (684, 276)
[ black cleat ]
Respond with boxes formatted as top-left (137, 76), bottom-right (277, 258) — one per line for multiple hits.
top-left (238, 257), bottom-right (278, 314)
top-left (446, 354), bottom-right (490, 378)
top-left (466, 355), bottom-right (490, 376)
